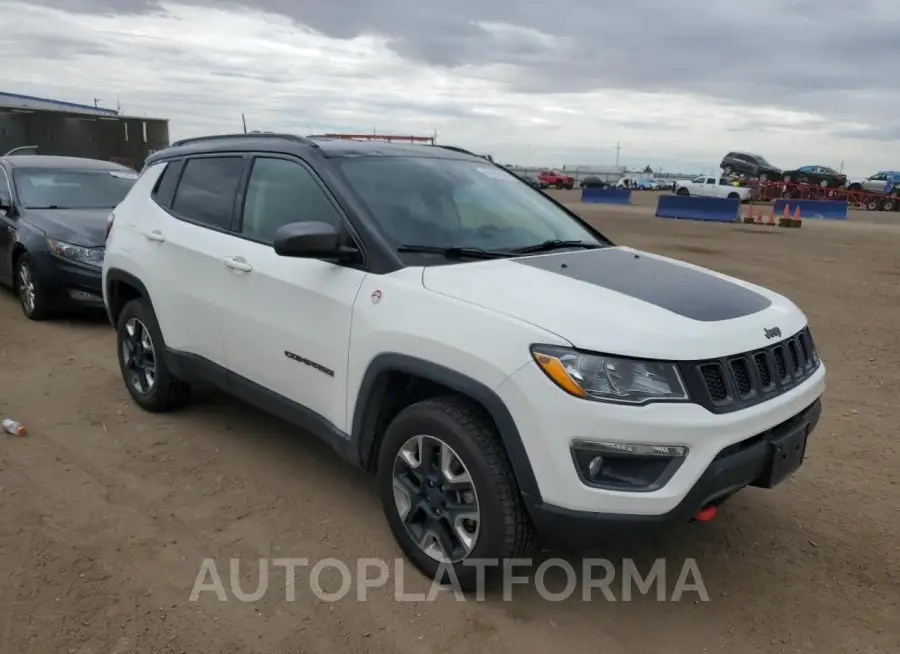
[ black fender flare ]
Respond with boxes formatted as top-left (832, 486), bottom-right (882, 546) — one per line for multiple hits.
top-left (104, 268), bottom-right (154, 325)
top-left (352, 353), bottom-right (542, 500)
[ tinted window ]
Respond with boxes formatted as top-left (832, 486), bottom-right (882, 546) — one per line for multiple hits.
top-left (241, 158), bottom-right (342, 243)
top-left (150, 160), bottom-right (181, 207)
top-left (171, 157), bottom-right (244, 229)
top-left (12, 167), bottom-right (137, 209)
top-left (336, 157), bottom-right (604, 252)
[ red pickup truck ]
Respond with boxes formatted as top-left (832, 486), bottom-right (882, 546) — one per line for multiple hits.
top-left (537, 169), bottom-right (575, 189)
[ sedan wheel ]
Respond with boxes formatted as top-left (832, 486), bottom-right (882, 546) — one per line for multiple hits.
top-left (15, 254), bottom-right (50, 320)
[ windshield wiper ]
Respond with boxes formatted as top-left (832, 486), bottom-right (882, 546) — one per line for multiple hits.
top-left (509, 240), bottom-right (603, 254)
top-left (397, 244), bottom-right (514, 259)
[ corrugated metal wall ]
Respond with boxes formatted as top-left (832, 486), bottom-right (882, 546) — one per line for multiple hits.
top-left (0, 110), bottom-right (169, 168)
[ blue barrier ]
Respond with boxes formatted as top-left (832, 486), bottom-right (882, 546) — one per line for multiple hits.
top-left (773, 199), bottom-right (847, 220)
top-left (655, 195), bottom-right (740, 222)
top-left (581, 187), bottom-right (631, 204)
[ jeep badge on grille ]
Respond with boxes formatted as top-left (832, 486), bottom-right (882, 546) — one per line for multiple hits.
top-left (764, 327), bottom-right (782, 339)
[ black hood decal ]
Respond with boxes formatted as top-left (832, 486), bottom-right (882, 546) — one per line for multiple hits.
top-left (513, 248), bottom-right (771, 322)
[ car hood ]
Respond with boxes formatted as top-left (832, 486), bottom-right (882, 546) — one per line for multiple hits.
top-left (421, 246), bottom-right (806, 360)
top-left (22, 208), bottom-right (110, 247)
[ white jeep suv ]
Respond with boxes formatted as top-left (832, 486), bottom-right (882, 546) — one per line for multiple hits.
top-left (102, 133), bottom-right (826, 588)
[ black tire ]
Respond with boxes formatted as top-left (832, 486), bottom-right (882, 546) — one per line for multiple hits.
top-left (554, 181), bottom-right (564, 189)
top-left (377, 396), bottom-right (536, 591)
top-left (676, 187), bottom-right (689, 196)
top-left (116, 298), bottom-right (190, 412)
top-left (722, 165), bottom-right (732, 175)
top-left (14, 253), bottom-right (52, 321)
top-left (866, 198), bottom-right (880, 211)
top-left (727, 192), bottom-right (740, 200)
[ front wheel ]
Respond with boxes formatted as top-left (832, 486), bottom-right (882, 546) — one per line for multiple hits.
top-left (727, 192), bottom-right (740, 200)
top-left (676, 187), bottom-right (690, 196)
top-left (15, 253), bottom-right (51, 321)
top-left (377, 396), bottom-right (536, 591)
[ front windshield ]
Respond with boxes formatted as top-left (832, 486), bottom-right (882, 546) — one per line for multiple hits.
top-left (13, 168), bottom-right (136, 210)
top-left (336, 157), bottom-right (606, 252)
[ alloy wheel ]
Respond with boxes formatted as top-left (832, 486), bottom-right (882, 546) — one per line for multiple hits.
top-left (392, 434), bottom-right (480, 563)
top-left (17, 261), bottom-right (36, 314)
top-left (121, 317), bottom-right (157, 395)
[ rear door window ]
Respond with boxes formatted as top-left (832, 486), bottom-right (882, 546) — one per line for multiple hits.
top-left (171, 156), bottom-right (244, 230)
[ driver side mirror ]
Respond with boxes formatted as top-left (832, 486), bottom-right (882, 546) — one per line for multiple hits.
top-left (273, 222), bottom-right (359, 262)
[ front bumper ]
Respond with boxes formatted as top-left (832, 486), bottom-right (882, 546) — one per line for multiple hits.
top-left (495, 359), bottom-right (826, 520)
top-left (526, 398), bottom-right (821, 549)
top-left (32, 252), bottom-right (104, 308)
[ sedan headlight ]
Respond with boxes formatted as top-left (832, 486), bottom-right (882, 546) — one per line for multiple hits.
top-left (47, 238), bottom-right (105, 267)
top-left (530, 345), bottom-right (689, 405)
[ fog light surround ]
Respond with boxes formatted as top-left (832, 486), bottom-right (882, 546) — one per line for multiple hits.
top-left (571, 439), bottom-right (688, 492)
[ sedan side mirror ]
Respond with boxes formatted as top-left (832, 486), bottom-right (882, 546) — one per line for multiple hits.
top-left (0, 194), bottom-right (14, 217)
top-left (273, 222), bottom-right (358, 261)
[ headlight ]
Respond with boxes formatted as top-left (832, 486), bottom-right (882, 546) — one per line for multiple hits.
top-left (47, 238), bottom-right (105, 267)
top-left (530, 345), bottom-right (689, 405)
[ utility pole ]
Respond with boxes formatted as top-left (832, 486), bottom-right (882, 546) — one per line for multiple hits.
top-left (615, 142), bottom-right (621, 170)
top-left (241, 113), bottom-right (248, 134)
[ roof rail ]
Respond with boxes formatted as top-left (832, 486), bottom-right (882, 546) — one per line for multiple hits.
top-left (432, 145), bottom-right (479, 157)
top-left (170, 133), bottom-right (319, 148)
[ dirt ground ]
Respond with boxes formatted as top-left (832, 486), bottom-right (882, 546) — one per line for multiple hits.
top-left (0, 197), bottom-right (898, 653)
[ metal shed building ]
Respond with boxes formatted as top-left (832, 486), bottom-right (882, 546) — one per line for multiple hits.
top-left (0, 91), bottom-right (170, 170)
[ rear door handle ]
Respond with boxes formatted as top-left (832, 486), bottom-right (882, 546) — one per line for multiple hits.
top-left (223, 256), bottom-right (252, 272)
top-left (143, 230), bottom-right (165, 242)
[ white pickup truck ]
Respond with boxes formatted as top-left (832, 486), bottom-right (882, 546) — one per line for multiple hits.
top-left (674, 175), bottom-right (754, 202)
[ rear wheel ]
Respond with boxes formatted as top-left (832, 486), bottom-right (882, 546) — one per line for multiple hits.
top-left (727, 192), bottom-right (740, 200)
top-left (116, 298), bottom-right (191, 412)
top-left (377, 396), bottom-right (536, 591)
top-left (676, 187), bottom-right (690, 196)
top-left (866, 198), bottom-right (881, 211)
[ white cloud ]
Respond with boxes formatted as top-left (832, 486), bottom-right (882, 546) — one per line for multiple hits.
top-left (1, 0), bottom-right (896, 174)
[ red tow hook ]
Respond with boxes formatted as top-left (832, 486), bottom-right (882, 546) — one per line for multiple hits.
top-left (693, 505), bottom-right (717, 522)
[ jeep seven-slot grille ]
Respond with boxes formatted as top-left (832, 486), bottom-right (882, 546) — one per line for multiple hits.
top-left (678, 327), bottom-right (820, 414)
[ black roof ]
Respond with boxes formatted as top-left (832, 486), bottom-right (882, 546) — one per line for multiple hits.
top-left (147, 133), bottom-right (481, 167)
top-left (1, 155), bottom-right (130, 171)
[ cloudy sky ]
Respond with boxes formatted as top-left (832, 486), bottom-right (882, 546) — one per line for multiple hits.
top-left (2, 0), bottom-right (899, 174)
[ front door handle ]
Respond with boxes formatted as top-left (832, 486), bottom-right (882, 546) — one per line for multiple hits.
top-left (143, 230), bottom-right (165, 242)
top-left (223, 256), bottom-right (252, 272)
